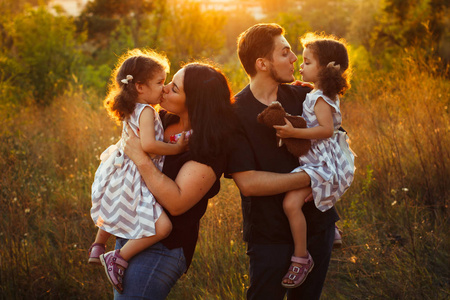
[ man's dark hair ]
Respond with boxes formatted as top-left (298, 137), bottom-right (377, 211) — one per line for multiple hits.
top-left (237, 23), bottom-right (285, 77)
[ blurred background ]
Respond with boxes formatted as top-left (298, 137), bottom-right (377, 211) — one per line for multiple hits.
top-left (0, 0), bottom-right (449, 299)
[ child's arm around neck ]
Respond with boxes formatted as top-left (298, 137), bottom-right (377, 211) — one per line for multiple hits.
top-left (138, 107), bottom-right (188, 156)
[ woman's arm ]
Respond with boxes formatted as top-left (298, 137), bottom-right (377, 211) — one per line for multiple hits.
top-left (124, 124), bottom-right (217, 216)
top-left (274, 97), bottom-right (334, 140)
top-left (139, 107), bottom-right (188, 156)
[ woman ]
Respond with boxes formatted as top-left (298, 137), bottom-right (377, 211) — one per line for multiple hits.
top-left (117, 62), bottom-right (236, 299)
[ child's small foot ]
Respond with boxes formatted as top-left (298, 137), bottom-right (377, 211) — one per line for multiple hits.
top-left (100, 250), bottom-right (128, 294)
top-left (281, 252), bottom-right (314, 288)
top-left (333, 225), bottom-right (343, 249)
top-left (88, 243), bottom-right (106, 265)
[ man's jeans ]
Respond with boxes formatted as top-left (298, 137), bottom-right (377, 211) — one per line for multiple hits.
top-left (246, 223), bottom-right (335, 300)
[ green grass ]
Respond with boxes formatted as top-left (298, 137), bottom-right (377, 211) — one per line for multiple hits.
top-left (0, 56), bottom-right (449, 299)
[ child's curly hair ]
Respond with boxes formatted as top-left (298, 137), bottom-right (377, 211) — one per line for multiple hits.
top-left (300, 33), bottom-right (351, 100)
top-left (104, 49), bottom-right (170, 123)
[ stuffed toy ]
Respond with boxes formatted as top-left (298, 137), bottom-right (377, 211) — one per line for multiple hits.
top-left (257, 101), bottom-right (311, 157)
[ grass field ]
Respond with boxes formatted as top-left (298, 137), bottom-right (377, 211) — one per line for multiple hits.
top-left (0, 56), bottom-right (449, 299)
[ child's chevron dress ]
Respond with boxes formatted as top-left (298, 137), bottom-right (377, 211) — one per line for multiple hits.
top-left (90, 103), bottom-right (164, 239)
top-left (293, 89), bottom-right (356, 212)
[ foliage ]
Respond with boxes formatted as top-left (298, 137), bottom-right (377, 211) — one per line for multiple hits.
top-left (0, 0), bottom-right (43, 17)
top-left (0, 46), bottom-right (449, 299)
top-left (160, 2), bottom-right (227, 70)
top-left (273, 12), bottom-right (311, 55)
top-left (296, 0), bottom-right (357, 38)
top-left (7, 6), bottom-right (84, 106)
top-left (168, 179), bottom-right (248, 299)
top-left (76, 0), bottom-right (155, 46)
top-left (325, 52), bottom-right (450, 300)
top-left (220, 11), bottom-right (257, 58)
top-left (0, 93), bottom-right (121, 299)
top-left (346, 0), bottom-right (381, 49)
top-left (92, 20), bottom-right (136, 67)
top-left (371, 0), bottom-right (449, 65)
top-left (346, 53), bottom-right (449, 209)
top-left (0, 2), bottom-right (449, 298)
top-left (77, 64), bottom-right (112, 97)
top-left (0, 54), bottom-right (28, 104)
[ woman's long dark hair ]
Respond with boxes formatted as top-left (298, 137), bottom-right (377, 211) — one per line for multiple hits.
top-left (183, 62), bottom-right (237, 163)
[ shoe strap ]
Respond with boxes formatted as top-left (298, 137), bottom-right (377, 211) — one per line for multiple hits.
top-left (291, 254), bottom-right (311, 265)
top-left (89, 243), bottom-right (105, 252)
top-left (113, 250), bottom-right (129, 268)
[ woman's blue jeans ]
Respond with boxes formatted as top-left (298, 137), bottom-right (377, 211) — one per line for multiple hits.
top-left (113, 239), bottom-right (187, 300)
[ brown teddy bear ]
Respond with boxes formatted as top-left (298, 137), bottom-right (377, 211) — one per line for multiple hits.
top-left (257, 101), bottom-right (311, 157)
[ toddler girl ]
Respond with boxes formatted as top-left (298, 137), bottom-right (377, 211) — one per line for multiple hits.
top-left (89, 49), bottom-right (187, 293)
top-left (274, 33), bottom-right (356, 288)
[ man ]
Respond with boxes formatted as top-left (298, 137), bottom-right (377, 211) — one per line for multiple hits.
top-left (227, 23), bottom-right (339, 299)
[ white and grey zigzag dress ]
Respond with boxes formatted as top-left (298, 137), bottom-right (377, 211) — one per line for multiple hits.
top-left (91, 103), bottom-right (164, 239)
top-left (292, 90), bottom-right (356, 212)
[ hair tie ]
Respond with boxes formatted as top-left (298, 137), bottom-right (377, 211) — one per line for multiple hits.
top-left (121, 75), bottom-right (133, 84)
top-left (327, 61), bottom-right (340, 71)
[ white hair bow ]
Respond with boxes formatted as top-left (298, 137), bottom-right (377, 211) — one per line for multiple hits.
top-left (121, 75), bottom-right (133, 84)
top-left (327, 61), bottom-right (340, 71)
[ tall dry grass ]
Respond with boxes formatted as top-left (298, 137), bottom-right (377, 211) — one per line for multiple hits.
top-left (323, 55), bottom-right (449, 299)
top-left (167, 179), bottom-right (248, 300)
top-left (0, 55), bottom-right (449, 299)
top-left (0, 89), bottom-right (121, 299)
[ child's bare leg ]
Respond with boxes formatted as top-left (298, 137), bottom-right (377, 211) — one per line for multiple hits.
top-left (94, 228), bottom-right (112, 245)
top-left (283, 187), bottom-right (311, 258)
top-left (88, 228), bottom-right (111, 264)
top-left (119, 211), bottom-right (172, 261)
top-left (282, 186), bottom-right (312, 284)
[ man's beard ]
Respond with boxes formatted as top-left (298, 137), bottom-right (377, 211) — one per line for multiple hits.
top-left (268, 63), bottom-right (293, 84)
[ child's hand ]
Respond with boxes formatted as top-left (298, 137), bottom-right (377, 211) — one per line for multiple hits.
top-left (273, 118), bottom-right (296, 139)
top-left (292, 80), bottom-right (314, 89)
top-left (175, 132), bottom-right (189, 153)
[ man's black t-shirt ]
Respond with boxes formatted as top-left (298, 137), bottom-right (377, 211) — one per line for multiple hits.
top-left (227, 84), bottom-right (340, 244)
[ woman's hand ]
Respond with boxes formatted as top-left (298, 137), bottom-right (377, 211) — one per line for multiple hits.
top-left (273, 118), bottom-right (297, 139)
top-left (123, 124), bottom-right (152, 167)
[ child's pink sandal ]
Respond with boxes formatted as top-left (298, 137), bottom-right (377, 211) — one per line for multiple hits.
top-left (88, 243), bottom-right (106, 265)
top-left (100, 250), bottom-right (128, 294)
top-left (281, 252), bottom-right (314, 288)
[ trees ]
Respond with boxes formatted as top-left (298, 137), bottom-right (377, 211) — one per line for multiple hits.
top-left (275, 12), bottom-right (311, 55)
top-left (1, 0), bottom-right (447, 106)
top-left (8, 6), bottom-right (83, 105)
top-left (296, 0), bottom-right (356, 38)
top-left (77, 0), bottom-right (156, 48)
top-left (160, 2), bottom-right (227, 68)
top-left (371, 0), bottom-right (449, 65)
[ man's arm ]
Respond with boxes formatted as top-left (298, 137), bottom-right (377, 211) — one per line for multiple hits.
top-left (232, 170), bottom-right (311, 197)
